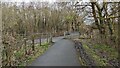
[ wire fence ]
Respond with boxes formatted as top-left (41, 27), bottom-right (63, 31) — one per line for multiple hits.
top-left (2, 33), bottom-right (52, 66)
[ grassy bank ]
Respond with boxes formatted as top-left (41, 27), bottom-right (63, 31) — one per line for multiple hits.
top-left (82, 43), bottom-right (118, 66)
top-left (2, 42), bottom-right (50, 66)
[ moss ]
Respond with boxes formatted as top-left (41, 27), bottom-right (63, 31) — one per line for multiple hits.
top-left (78, 57), bottom-right (87, 66)
top-left (83, 43), bottom-right (118, 66)
top-left (83, 44), bottom-right (107, 66)
top-left (93, 44), bottom-right (118, 60)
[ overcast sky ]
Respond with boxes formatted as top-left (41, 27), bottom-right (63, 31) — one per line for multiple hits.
top-left (2, 0), bottom-right (56, 3)
top-left (1, 0), bottom-right (91, 4)
top-left (2, 0), bottom-right (119, 3)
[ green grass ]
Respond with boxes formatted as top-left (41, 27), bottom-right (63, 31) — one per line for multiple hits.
top-left (83, 44), bottom-right (108, 66)
top-left (14, 49), bottom-right (24, 59)
top-left (82, 43), bottom-right (118, 66)
top-left (13, 42), bottom-right (50, 66)
top-left (93, 44), bottom-right (118, 60)
top-left (27, 42), bottom-right (50, 66)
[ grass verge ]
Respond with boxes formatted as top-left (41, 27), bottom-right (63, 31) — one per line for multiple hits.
top-left (14, 42), bottom-right (50, 66)
top-left (82, 44), bottom-right (108, 66)
top-left (82, 43), bottom-right (118, 66)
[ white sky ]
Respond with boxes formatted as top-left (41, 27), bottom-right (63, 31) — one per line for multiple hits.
top-left (1, 0), bottom-right (120, 3)
top-left (2, 0), bottom-right (56, 3)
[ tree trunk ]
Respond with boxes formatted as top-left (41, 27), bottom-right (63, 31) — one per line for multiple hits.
top-left (32, 37), bottom-right (35, 51)
top-left (104, 3), bottom-right (113, 36)
top-left (118, 2), bottom-right (120, 50)
top-left (91, 2), bottom-right (106, 43)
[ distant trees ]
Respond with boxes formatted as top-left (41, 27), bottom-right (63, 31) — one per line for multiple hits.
top-left (3, 1), bottom-right (118, 43)
top-left (2, 2), bottom-right (82, 66)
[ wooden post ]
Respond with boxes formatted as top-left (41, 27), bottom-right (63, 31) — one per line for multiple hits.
top-left (32, 35), bottom-right (35, 51)
top-left (39, 33), bottom-right (41, 46)
top-left (4, 43), bottom-right (9, 66)
top-left (49, 33), bottom-right (53, 43)
top-left (24, 38), bottom-right (27, 55)
top-left (64, 32), bottom-right (66, 37)
top-left (47, 33), bottom-right (49, 43)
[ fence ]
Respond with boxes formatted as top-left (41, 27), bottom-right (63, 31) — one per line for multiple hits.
top-left (2, 33), bottom-right (53, 66)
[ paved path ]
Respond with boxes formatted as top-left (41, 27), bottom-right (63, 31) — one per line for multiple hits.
top-left (33, 31), bottom-right (80, 44)
top-left (29, 39), bottom-right (80, 66)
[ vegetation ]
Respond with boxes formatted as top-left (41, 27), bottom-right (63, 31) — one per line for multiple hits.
top-left (1, 1), bottom-right (119, 66)
top-left (2, 42), bottom-right (50, 66)
top-left (83, 43), bottom-right (118, 66)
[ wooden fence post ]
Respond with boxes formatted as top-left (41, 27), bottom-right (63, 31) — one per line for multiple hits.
top-left (49, 33), bottom-right (53, 43)
top-left (24, 38), bottom-right (27, 55)
top-left (32, 35), bottom-right (35, 51)
top-left (47, 33), bottom-right (49, 43)
top-left (39, 33), bottom-right (41, 46)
